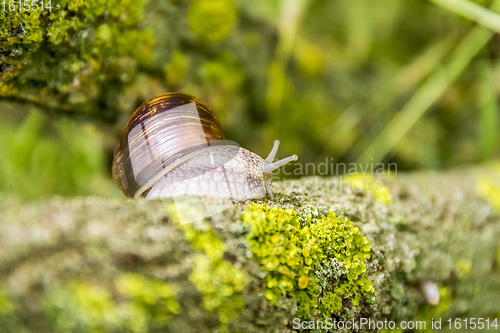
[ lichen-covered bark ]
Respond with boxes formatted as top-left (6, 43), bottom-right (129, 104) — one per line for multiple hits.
top-left (0, 167), bottom-right (499, 332)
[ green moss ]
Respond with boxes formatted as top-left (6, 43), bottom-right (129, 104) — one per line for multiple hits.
top-left (188, 0), bottom-right (237, 43)
top-left (242, 203), bottom-right (374, 319)
top-left (44, 274), bottom-right (179, 332)
top-left (0, 0), bottom-right (154, 120)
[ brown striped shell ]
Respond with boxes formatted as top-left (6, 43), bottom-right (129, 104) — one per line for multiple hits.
top-left (112, 93), bottom-right (225, 197)
top-left (112, 92), bottom-right (298, 201)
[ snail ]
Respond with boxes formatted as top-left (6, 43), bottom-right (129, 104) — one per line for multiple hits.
top-left (112, 92), bottom-right (298, 201)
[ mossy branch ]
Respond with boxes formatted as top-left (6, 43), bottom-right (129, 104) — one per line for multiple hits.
top-left (1, 166), bottom-right (500, 332)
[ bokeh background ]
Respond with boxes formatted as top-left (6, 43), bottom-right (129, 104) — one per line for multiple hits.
top-left (1, 0), bottom-right (499, 199)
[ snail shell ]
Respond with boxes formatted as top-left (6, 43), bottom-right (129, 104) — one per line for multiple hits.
top-left (112, 92), bottom-right (297, 201)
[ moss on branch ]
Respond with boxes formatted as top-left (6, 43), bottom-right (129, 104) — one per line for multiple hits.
top-left (0, 167), bottom-right (500, 332)
top-left (1, 0), bottom-right (155, 121)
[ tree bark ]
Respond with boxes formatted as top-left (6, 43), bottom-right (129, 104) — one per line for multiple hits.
top-left (0, 166), bottom-right (499, 332)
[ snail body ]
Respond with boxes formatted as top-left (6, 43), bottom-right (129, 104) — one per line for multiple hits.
top-left (112, 92), bottom-right (297, 201)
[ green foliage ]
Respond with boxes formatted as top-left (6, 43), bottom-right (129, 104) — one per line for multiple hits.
top-left (193, 53), bottom-right (246, 123)
top-left (242, 203), bottom-right (373, 319)
top-left (497, 248), bottom-right (500, 270)
top-left (3, 0), bottom-right (500, 183)
top-left (188, 0), bottom-right (237, 43)
top-left (0, 110), bottom-right (119, 198)
top-left (0, 288), bottom-right (14, 315)
top-left (164, 51), bottom-right (190, 87)
top-left (44, 274), bottom-right (179, 332)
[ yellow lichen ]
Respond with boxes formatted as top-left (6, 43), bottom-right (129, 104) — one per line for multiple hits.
top-left (298, 276), bottom-right (309, 289)
top-left (44, 275), bottom-right (179, 333)
top-left (242, 203), bottom-right (374, 318)
top-left (166, 205), bottom-right (248, 327)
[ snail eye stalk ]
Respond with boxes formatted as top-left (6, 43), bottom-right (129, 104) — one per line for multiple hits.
top-left (265, 140), bottom-right (281, 163)
top-left (262, 154), bottom-right (298, 174)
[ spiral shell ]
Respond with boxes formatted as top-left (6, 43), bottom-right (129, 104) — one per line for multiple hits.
top-left (112, 92), bottom-right (298, 201)
top-left (113, 93), bottom-right (225, 197)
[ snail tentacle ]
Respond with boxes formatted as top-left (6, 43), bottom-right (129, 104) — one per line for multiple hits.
top-left (262, 154), bottom-right (298, 173)
top-left (265, 140), bottom-right (280, 163)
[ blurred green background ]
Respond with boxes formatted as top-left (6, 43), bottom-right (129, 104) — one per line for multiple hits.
top-left (1, 0), bottom-right (499, 199)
